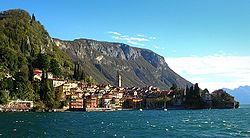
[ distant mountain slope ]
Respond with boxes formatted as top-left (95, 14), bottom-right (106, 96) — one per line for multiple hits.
top-left (223, 86), bottom-right (250, 104)
top-left (54, 38), bottom-right (192, 89)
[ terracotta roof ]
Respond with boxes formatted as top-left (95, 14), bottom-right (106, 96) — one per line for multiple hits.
top-left (33, 69), bottom-right (42, 75)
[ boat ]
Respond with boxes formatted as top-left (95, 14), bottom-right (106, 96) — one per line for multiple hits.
top-left (164, 108), bottom-right (168, 111)
top-left (139, 109), bottom-right (143, 111)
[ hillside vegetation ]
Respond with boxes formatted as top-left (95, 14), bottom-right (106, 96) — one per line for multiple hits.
top-left (0, 9), bottom-right (74, 109)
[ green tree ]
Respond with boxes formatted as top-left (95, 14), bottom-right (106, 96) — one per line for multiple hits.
top-left (50, 58), bottom-right (61, 77)
top-left (31, 13), bottom-right (36, 21)
top-left (0, 47), bottom-right (18, 74)
top-left (185, 83), bottom-right (205, 108)
top-left (80, 70), bottom-right (86, 80)
top-left (32, 81), bottom-right (40, 100)
top-left (170, 83), bottom-right (177, 91)
top-left (0, 90), bottom-right (10, 104)
top-left (73, 63), bottom-right (85, 81)
top-left (75, 63), bottom-right (81, 80)
top-left (12, 71), bottom-right (34, 100)
top-left (36, 53), bottom-right (50, 70)
top-left (39, 73), bottom-right (62, 109)
top-left (85, 76), bottom-right (95, 83)
top-left (194, 83), bottom-right (200, 96)
top-left (0, 77), bottom-right (13, 91)
top-left (40, 78), bottom-right (55, 109)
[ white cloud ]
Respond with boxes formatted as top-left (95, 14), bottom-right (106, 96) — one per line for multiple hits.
top-left (127, 40), bottom-right (138, 45)
top-left (137, 34), bottom-right (145, 37)
top-left (154, 45), bottom-right (159, 49)
top-left (165, 56), bottom-right (250, 92)
top-left (129, 37), bottom-right (149, 42)
top-left (108, 31), bottom-right (121, 36)
top-left (108, 31), bottom-right (156, 46)
top-left (153, 45), bottom-right (166, 50)
top-left (112, 36), bottom-right (149, 42)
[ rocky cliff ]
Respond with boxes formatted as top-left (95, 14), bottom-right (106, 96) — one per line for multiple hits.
top-left (54, 38), bottom-right (192, 89)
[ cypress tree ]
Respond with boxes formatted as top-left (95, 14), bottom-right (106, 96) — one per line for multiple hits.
top-left (194, 83), bottom-right (200, 96)
top-left (170, 83), bottom-right (177, 91)
top-left (73, 63), bottom-right (77, 80)
top-left (77, 63), bottom-right (80, 80)
top-left (31, 14), bottom-right (36, 21)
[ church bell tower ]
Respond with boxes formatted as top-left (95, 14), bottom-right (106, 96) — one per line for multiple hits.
top-left (117, 71), bottom-right (122, 87)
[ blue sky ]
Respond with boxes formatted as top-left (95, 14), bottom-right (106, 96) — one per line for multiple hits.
top-left (1, 0), bottom-right (250, 91)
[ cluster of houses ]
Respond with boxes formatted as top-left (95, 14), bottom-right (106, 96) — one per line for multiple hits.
top-left (35, 69), bottom-right (216, 111)
top-left (0, 69), bottom-right (236, 112)
top-left (52, 78), bottom-right (214, 111)
top-left (49, 71), bottom-right (170, 111)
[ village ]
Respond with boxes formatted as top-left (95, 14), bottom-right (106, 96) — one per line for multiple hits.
top-left (0, 69), bottom-right (238, 112)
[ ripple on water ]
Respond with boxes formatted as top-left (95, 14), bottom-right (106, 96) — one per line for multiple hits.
top-left (150, 125), bottom-right (156, 128)
top-left (182, 119), bottom-right (190, 123)
top-left (0, 109), bottom-right (249, 137)
top-left (203, 121), bottom-right (208, 124)
top-left (15, 120), bottom-right (24, 123)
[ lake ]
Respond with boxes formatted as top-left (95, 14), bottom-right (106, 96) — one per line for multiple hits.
top-left (0, 105), bottom-right (250, 137)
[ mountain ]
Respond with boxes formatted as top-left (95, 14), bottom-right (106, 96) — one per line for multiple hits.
top-left (223, 86), bottom-right (250, 104)
top-left (53, 38), bottom-right (192, 89)
top-left (0, 8), bottom-right (191, 91)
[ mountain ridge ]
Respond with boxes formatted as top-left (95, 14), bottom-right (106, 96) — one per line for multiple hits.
top-left (223, 85), bottom-right (250, 104)
top-left (53, 38), bottom-right (192, 89)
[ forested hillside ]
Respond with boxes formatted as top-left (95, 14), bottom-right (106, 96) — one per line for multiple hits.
top-left (0, 9), bottom-right (74, 109)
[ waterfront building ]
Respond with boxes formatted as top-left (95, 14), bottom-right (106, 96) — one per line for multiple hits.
top-left (4, 99), bottom-right (33, 111)
top-left (69, 87), bottom-right (85, 109)
top-left (69, 98), bottom-right (84, 109)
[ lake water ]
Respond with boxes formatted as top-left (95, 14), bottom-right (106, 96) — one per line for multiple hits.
top-left (0, 105), bottom-right (250, 138)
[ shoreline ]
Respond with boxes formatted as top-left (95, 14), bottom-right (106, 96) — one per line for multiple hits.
top-left (0, 106), bottom-right (240, 113)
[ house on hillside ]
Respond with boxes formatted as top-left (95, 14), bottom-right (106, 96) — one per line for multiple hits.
top-left (33, 69), bottom-right (54, 80)
top-left (53, 80), bottom-right (66, 87)
top-left (33, 69), bottom-right (42, 80)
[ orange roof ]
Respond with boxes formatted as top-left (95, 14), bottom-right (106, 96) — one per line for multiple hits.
top-left (33, 69), bottom-right (42, 75)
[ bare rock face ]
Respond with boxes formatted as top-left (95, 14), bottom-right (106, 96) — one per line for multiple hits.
top-left (54, 38), bottom-right (192, 89)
